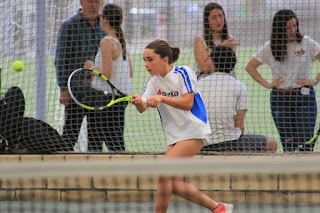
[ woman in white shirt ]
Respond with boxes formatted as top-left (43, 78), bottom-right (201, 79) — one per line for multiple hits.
top-left (245, 9), bottom-right (320, 152)
top-left (85, 4), bottom-right (133, 151)
top-left (193, 2), bottom-right (239, 80)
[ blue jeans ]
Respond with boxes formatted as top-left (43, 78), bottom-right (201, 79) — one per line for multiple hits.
top-left (270, 87), bottom-right (317, 152)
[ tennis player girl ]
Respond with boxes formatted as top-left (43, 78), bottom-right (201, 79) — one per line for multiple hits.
top-left (130, 39), bottom-right (233, 213)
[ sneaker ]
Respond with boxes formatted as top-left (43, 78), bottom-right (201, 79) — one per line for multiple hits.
top-left (212, 202), bottom-right (234, 213)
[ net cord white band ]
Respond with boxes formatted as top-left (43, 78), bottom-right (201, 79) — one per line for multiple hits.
top-left (0, 156), bottom-right (319, 178)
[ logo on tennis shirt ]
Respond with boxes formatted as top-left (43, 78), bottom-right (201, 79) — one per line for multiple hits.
top-left (294, 48), bottom-right (306, 56)
top-left (158, 89), bottom-right (179, 97)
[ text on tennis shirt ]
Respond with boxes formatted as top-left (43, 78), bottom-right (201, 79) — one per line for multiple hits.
top-left (158, 89), bottom-right (179, 97)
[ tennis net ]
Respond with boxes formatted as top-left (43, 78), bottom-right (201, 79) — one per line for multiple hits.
top-left (0, 155), bottom-right (319, 213)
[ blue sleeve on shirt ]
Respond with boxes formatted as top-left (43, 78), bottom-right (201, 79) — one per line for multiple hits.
top-left (174, 66), bottom-right (194, 93)
top-left (191, 93), bottom-right (208, 124)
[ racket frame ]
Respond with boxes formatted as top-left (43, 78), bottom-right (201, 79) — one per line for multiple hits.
top-left (295, 127), bottom-right (320, 152)
top-left (67, 68), bottom-right (133, 110)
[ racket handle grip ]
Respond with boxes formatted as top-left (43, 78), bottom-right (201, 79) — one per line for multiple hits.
top-left (142, 97), bottom-right (147, 105)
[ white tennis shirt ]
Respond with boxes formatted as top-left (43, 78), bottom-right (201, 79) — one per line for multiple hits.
top-left (142, 66), bottom-right (212, 145)
top-left (253, 35), bottom-right (320, 89)
top-left (198, 72), bottom-right (248, 144)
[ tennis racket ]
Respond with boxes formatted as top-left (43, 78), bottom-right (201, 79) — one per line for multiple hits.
top-left (67, 68), bottom-right (135, 110)
top-left (294, 127), bottom-right (320, 152)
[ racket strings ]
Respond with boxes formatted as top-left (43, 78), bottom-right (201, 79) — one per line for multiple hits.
top-left (69, 69), bottom-right (114, 110)
top-left (68, 68), bottom-right (132, 110)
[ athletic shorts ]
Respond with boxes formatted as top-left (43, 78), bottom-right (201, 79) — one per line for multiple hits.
top-left (201, 134), bottom-right (267, 152)
top-left (171, 136), bottom-right (210, 146)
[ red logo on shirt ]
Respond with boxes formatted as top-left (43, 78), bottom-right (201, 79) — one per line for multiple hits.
top-left (158, 90), bottom-right (162, 95)
top-left (294, 48), bottom-right (305, 56)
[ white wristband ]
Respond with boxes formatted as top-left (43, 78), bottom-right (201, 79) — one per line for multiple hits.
top-left (141, 98), bottom-right (147, 105)
top-left (313, 79), bottom-right (318, 86)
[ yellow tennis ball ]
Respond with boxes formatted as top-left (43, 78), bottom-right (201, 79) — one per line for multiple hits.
top-left (12, 60), bottom-right (24, 72)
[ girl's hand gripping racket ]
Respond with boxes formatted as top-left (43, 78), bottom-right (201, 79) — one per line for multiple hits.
top-left (67, 68), bottom-right (134, 110)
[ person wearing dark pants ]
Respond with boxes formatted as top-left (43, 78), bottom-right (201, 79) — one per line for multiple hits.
top-left (84, 4), bottom-right (133, 152)
top-left (246, 9), bottom-right (320, 152)
top-left (102, 100), bottom-right (128, 151)
top-left (55, 0), bottom-right (115, 152)
top-left (271, 88), bottom-right (317, 152)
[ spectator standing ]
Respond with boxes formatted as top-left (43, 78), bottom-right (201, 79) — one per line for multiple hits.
top-left (85, 4), bottom-right (133, 151)
top-left (55, 0), bottom-right (109, 151)
top-left (245, 9), bottom-right (320, 152)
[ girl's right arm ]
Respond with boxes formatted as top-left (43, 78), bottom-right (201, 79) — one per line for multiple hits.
top-left (245, 57), bottom-right (285, 89)
top-left (193, 36), bottom-right (213, 74)
top-left (245, 58), bottom-right (270, 88)
top-left (130, 94), bottom-right (148, 113)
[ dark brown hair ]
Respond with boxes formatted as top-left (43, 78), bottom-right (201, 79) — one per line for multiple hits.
top-left (102, 4), bottom-right (127, 60)
top-left (203, 3), bottom-right (229, 50)
top-left (271, 9), bottom-right (303, 62)
top-left (145, 39), bottom-right (180, 64)
top-left (210, 46), bottom-right (236, 73)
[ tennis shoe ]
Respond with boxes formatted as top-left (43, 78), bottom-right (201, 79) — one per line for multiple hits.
top-left (212, 202), bottom-right (234, 213)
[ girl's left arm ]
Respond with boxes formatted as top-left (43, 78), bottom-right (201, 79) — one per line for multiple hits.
top-left (296, 53), bottom-right (320, 86)
top-left (147, 92), bottom-right (194, 111)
